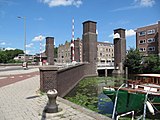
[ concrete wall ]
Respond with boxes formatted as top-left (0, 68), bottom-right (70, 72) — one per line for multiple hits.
top-left (40, 63), bottom-right (97, 97)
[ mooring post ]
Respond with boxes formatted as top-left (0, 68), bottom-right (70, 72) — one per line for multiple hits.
top-left (45, 89), bottom-right (58, 113)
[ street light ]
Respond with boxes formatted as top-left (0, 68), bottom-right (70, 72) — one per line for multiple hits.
top-left (17, 16), bottom-right (26, 62)
top-left (39, 35), bottom-right (43, 66)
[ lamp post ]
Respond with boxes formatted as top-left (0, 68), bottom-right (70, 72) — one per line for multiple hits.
top-left (39, 35), bottom-right (43, 66)
top-left (18, 16), bottom-right (26, 62)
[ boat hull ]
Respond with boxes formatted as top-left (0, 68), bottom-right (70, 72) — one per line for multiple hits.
top-left (103, 89), bottom-right (160, 114)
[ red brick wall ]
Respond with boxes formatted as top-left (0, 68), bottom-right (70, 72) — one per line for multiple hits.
top-left (40, 63), bottom-right (97, 97)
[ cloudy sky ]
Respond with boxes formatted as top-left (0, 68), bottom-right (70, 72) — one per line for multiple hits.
top-left (0, 0), bottom-right (159, 54)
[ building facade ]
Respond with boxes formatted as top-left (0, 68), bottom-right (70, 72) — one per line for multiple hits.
top-left (57, 38), bottom-right (83, 63)
top-left (57, 40), bottom-right (114, 65)
top-left (136, 21), bottom-right (160, 56)
top-left (97, 42), bottom-right (114, 66)
top-left (58, 41), bottom-right (71, 63)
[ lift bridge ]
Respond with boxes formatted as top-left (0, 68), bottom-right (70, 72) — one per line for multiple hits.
top-left (54, 62), bottom-right (115, 77)
top-left (97, 63), bottom-right (114, 76)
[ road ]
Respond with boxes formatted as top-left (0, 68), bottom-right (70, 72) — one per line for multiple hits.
top-left (0, 66), bottom-right (39, 87)
top-left (0, 65), bottom-right (38, 72)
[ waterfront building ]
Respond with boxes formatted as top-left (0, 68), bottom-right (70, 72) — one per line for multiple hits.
top-left (57, 40), bottom-right (114, 65)
top-left (135, 21), bottom-right (160, 56)
top-left (97, 42), bottom-right (114, 66)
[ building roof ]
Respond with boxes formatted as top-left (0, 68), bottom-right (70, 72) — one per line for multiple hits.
top-left (82, 20), bottom-right (97, 24)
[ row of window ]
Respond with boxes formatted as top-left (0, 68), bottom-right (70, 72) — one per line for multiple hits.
top-left (139, 38), bottom-right (155, 44)
top-left (139, 46), bottom-right (155, 52)
top-left (99, 48), bottom-right (114, 52)
top-left (99, 53), bottom-right (114, 57)
top-left (98, 44), bottom-right (113, 47)
top-left (100, 60), bottom-right (114, 63)
top-left (138, 29), bottom-right (155, 36)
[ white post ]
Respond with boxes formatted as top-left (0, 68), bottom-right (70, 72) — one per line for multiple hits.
top-left (112, 83), bottom-right (125, 119)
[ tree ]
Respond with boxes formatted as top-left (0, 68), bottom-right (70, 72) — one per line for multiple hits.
top-left (141, 54), bottom-right (160, 73)
top-left (0, 51), bottom-right (7, 63)
top-left (124, 48), bottom-right (143, 74)
top-left (0, 49), bottom-right (24, 63)
top-left (54, 47), bottom-right (58, 58)
top-left (124, 48), bottom-right (160, 74)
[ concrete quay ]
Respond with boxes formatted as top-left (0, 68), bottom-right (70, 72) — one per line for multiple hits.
top-left (0, 68), bottom-right (111, 120)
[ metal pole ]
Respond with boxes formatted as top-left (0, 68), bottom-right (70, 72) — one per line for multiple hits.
top-left (125, 67), bottom-right (128, 87)
top-left (112, 83), bottom-right (125, 119)
top-left (24, 17), bottom-right (26, 62)
top-left (18, 16), bottom-right (26, 62)
top-left (143, 90), bottom-right (150, 120)
top-left (39, 35), bottom-right (42, 65)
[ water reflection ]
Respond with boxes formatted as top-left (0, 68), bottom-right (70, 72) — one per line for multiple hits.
top-left (65, 76), bottom-right (125, 116)
top-left (98, 93), bottom-right (113, 114)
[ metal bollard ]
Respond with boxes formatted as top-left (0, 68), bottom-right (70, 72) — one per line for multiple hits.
top-left (45, 89), bottom-right (58, 113)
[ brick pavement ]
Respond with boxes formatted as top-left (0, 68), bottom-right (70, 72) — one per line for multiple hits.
top-left (0, 69), bottom-right (111, 120)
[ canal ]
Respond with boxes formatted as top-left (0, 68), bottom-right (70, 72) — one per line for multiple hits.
top-left (64, 76), bottom-right (159, 119)
top-left (64, 76), bottom-right (125, 117)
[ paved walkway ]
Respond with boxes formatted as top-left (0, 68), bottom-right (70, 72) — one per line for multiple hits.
top-left (0, 68), bottom-right (111, 120)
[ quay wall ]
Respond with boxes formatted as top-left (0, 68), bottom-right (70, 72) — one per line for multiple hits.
top-left (39, 63), bottom-right (97, 97)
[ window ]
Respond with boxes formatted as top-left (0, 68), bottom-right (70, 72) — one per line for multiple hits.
top-left (147, 29), bottom-right (155, 35)
top-left (148, 46), bottom-right (155, 51)
top-left (147, 38), bottom-right (155, 43)
top-left (139, 48), bottom-right (146, 52)
top-left (139, 31), bottom-right (146, 36)
top-left (139, 39), bottom-right (146, 44)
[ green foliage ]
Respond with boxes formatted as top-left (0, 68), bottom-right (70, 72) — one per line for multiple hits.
top-left (65, 77), bottom-right (102, 112)
top-left (54, 47), bottom-right (58, 58)
top-left (0, 52), bottom-right (8, 63)
top-left (0, 49), bottom-right (24, 63)
top-left (141, 54), bottom-right (160, 73)
top-left (124, 48), bottom-right (160, 74)
top-left (65, 76), bottom-right (125, 112)
top-left (124, 48), bottom-right (143, 74)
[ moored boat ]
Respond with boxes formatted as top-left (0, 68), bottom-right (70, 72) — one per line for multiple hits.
top-left (103, 74), bottom-right (160, 116)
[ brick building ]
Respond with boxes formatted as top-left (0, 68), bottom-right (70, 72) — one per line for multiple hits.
top-left (135, 21), bottom-right (160, 56)
top-left (57, 40), bottom-right (114, 64)
top-left (57, 38), bottom-right (83, 63)
top-left (58, 41), bottom-right (71, 63)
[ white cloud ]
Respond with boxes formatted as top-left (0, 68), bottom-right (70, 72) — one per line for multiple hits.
top-left (0, 42), bottom-right (6, 45)
top-left (40, 0), bottom-right (82, 7)
top-left (111, 0), bottom-right (155, 12)
top-left (34, 17), bottom-right (44, 21)
top-left (104, 41), bottom-right (109, 43)
top-left (25, 50), bottom-right (31, 54)
top-left (5, 47), bottom-right (16, 50)
top-left (32, 35), bottom-right (45, 42)
top-left (26, 43), bottom-right (34, 48)
top-left (134, 0), bottom-right (155, 7)
top-left (125, 29), bottom-right (136, 37)
top-left (108, 29), bottom-right (136, 38)
top-left (109, 33), bottom-right (114, 38)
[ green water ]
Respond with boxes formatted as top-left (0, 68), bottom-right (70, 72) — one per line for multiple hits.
top-left (65, 76), bottom-right (125, 113)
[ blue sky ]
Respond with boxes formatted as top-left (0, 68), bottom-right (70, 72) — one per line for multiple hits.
top-left (0, 0), bottom-right (159, 55)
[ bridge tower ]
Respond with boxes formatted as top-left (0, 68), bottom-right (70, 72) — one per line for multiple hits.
top-left (113, 28), bottom-right (126, 74)
top-left (46, 37), bottom-right (54, 65)
top-left (82, 20), bottom-right (97, 75)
